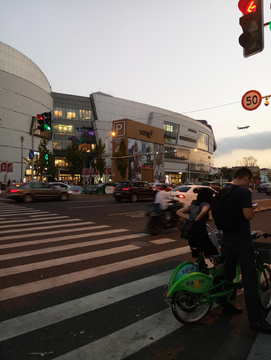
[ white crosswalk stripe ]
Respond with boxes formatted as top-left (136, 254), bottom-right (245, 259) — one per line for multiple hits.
top-left (0, 203), bottom-right (189, 359)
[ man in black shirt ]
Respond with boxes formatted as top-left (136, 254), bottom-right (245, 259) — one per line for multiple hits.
top-left (223, 167), bottom-right (271, 334)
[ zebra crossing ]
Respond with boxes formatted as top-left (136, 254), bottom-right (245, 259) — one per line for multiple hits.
top-left (0, 202), bottom-right (190, 359)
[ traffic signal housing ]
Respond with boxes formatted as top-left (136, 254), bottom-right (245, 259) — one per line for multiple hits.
top-left (44, 112), bottom-right (52, 131)
top-left (238, 0), bottom-right (264, 58)
top-left (37, 114), bottom-right (45, 133)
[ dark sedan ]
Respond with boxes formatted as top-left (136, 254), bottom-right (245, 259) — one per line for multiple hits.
top-left (257, 183), bottom-right (271, 193)
top-left (6, 182), bottom-right (71, 203)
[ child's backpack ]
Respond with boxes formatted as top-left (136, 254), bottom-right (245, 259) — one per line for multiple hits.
top-left (211, 185), bottom-right (239, 231)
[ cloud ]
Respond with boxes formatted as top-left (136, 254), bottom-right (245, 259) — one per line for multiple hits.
top-left (215, 132), bottom-right (271, 156)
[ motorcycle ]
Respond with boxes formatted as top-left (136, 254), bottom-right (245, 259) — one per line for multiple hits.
top-left (146, 202), bottom-right (183, 235)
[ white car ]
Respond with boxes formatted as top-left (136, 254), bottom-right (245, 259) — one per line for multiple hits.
top-left (170, 185), bottom-right (217, 207)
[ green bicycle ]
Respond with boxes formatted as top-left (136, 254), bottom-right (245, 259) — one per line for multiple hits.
top-left (164, 227), bottom-right (271, 324)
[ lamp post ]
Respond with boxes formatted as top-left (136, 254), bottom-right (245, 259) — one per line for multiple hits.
top-left (105, 131), bottom-right (115, 183)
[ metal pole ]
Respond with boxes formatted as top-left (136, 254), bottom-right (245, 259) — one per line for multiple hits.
top-left (31, 128), bottom-right (34, 182)
top-left (21, 136), bottom-right (24, 182)
top-left (105, 137), bottom-right (108, 183)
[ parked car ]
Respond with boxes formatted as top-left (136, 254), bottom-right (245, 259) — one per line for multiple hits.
top-left (50, 182), bottom-right (72, 191)
top-left (200, 181), bottom-right (222, 192)
top-left (170, 185), bottom-right (217, 207)
top-left (6, 182), bottom-right (71, 203)
top-left (257, 183), bottom-right (271, 193)
top-left (266, 186), bottom-right (271, 196)
top-left (149, 182), bottom-right (173, 191)
top-left (113, 180), bottom-right (158, 202)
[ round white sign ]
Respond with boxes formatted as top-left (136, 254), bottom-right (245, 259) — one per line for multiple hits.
top-left (241, 90), bottom-right (262, 111)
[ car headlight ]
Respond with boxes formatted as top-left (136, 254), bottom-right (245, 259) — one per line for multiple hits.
top-left (68, 191), bottom-right (72, 194)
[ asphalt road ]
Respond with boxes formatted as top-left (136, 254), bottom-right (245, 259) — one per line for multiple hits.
top-left (0, 191), bottom-right (270, 360)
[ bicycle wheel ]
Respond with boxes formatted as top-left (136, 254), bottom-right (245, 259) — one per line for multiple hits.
top-left (171, 290), bottom-right (212, 324)
top-left (259, 264), bottom-right (271, 311)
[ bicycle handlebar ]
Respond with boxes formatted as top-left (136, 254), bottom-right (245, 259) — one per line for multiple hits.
top-left (255, 232), bottom-right (271, 239)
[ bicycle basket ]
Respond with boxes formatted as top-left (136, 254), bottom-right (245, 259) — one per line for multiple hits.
top-left (255, 242), bottom-right (271, 264)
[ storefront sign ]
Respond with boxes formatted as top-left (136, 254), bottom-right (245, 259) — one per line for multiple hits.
top-left (139, 129), bottom-right (155, 138)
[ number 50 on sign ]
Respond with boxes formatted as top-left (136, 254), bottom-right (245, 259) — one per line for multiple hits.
top-left (242, 90), bottom-right (262, 111)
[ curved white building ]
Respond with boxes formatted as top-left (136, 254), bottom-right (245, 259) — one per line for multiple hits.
top-left (0, 41), bottom-right (53, 183)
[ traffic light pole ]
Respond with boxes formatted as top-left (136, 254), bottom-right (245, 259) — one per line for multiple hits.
top-left (31, 127), bottom-right (38, 182)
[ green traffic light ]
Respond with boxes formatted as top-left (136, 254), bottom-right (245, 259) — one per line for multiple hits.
top-left (44, 124), bottom-right (51, 131)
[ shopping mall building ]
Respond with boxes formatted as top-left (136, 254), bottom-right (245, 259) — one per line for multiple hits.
top-left (0, 41), bottom-right (216, 185)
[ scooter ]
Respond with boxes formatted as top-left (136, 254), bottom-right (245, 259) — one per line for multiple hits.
top-left (146, 202), bottom-right (183, 235)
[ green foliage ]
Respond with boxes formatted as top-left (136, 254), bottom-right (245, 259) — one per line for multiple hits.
top-left (220, 167), bottom-right (235, 181)
top-left (252, 171), bottom-right (261, 183)
top-left (65, 139), bottom-right (87, 179)
top-left (113, 137), bottom-right (128, 179)
top-left (266, 171), bottom-right (271, 181)
top-left (95, 138), bottom-right (106, 178)
top-left (34, 137), bottom-right (56, 178)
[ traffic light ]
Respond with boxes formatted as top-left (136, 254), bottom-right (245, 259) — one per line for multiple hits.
top-left (238, 0), bottom-right (264, 58)
top-left (44, 112), bottom-right (52, 131)
top-left (37, 114), bottom-right (45, 133)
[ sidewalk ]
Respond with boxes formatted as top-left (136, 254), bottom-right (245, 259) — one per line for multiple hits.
top-left (247, 309), bottom-right (271, 360)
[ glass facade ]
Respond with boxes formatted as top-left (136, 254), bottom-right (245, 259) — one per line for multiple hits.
top-left (52, 93), bottom-right (94, 153)
top-left (165, 146), bottom-right (189, 160)
top-left (198, 131), bottom-right (209, 151)
top-left (163, 121), bottom-right (179, 144)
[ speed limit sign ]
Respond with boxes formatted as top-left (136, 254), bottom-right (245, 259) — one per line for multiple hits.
top-left (241, 90), bottom-right (262, 111)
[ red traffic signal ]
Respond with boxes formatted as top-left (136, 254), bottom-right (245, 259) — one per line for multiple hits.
top-left (238, 0), bottom-right (264, 58)
top-left (238, 0), bottom-right (257, 14)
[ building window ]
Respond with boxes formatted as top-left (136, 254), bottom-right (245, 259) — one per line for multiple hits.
top-left (165, 147), bottom-right (189, 160)
top-left (54, 110), bottom-right (63, 118)
top-left (198, 131), bottom-right (209, 151)
top-left (67, 111), bottom-right (77, 120)
top-left (79, 110), bottom-right (92, 120)
top-left (163, 121), bottom-right (179, 144)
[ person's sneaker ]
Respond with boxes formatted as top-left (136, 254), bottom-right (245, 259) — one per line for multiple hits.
top-left (250, 320), bottom-right (271, 334)
top-left (222, 304), bottom-right (243, 315)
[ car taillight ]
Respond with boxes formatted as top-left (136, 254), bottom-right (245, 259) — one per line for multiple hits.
top-left (123, 188), bottom-right (130, 191)
top-left (114, 187), bottom-right (116, 190)
top-left (10, 189), bottom-right (18, 193)
top-left (177, 194), bottom-right (185, 199)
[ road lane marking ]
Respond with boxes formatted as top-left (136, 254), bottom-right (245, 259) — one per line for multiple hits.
top-left (109, 211), bottom-right (144, 216)
top-left (54, 309), bottom-right (183, 360)
top-left (0, 218), bottom-right (80, 229)
top-left (0, 228), bottom-right (128, 249)
top-left (0, 215), bottom-right (67, 224)
top-left (0, 225), bottom-right (109, 241)
top-left (0, 220), bottom-right (92, 234)
top-left (150, 239), bottom-right (176, 244)
top-left (0, 269), bottom-right (176, 341)
top-left (1, 245), bottom-right (140, 277)
top-left (0, 246), bottom-right (190, 301)
top-left (0, 211), bottom-right (50, 217)
top-left (0, 233), bottom-right (143, 259)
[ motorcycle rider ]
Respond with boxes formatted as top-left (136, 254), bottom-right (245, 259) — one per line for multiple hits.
top-left (154, 184), bottom-right (177, 221)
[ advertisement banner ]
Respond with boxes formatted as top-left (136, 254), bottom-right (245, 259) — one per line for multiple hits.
top-left (153, 144), bottom-right (164, 181)
top-left (128, 138), bottom-right (142, 180)
top-left (141, 141), bottom-right (153, 169)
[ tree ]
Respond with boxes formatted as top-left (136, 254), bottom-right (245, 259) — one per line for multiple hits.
top-left (220, 167), bottom-right (235, 181)
top-left (65, 139), bottom-right (87, 180)
top-left (113, 137), bottom-right (128, 179)
top-left (267, 171), bottom-right (271, 181)
top-left (240, 156), bottom-right (258, 167)
top-left (34, 137), bottom-right (56, 179)
top-left (252, 171), bottom-right (261, 184)
top-left (95, 138), bottom-right (106, 179)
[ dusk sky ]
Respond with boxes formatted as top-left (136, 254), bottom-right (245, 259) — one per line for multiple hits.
top-left (1, 0), bottom-right (270, 168)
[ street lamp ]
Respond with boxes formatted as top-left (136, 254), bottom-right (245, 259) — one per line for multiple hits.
top-left (188, 148), bottom-right (197, 183)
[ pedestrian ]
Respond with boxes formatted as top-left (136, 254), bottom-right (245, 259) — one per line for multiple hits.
top-left (177, 188), bottom-right (219, 266)
top-left (223, 167), bottom-right (271, 333)
top-left (8, 179), bottom-right (11, 186)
